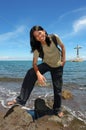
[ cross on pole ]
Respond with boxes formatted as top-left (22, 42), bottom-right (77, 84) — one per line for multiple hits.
top-left (74, 45), bottom-right (82, 58)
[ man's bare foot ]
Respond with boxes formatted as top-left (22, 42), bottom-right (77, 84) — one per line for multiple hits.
top-left (58, 111), bottom-right (64, 118)
top-left (7, 99), bottom-right (17, 106)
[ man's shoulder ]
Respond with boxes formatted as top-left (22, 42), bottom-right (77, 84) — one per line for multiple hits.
top-left (49, 33), bottom-right (59, 37)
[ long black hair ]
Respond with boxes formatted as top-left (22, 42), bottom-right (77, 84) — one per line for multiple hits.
top-left (30, 25), bottom-right (51, 54)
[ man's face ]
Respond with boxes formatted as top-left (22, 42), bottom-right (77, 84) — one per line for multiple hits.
top-left (33, 30), bottom-right (46, 42)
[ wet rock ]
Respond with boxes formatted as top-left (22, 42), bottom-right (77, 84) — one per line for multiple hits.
top-left (48, 115), bottom-right (62, 123)
top-left (0, 98), bottom-right (86, 130)
top-left (0, 105), bottom-right (33, 130)
top-left (62, 89), bottom-right (73, 99)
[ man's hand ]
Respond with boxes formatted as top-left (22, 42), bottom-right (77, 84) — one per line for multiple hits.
top-left (37, 71), bottom-right (46, 86)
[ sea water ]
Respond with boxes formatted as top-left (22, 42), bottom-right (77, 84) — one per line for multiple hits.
top-left (0, 60), bottom-right (86, 123)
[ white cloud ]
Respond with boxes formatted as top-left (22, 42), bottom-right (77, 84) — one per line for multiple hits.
top-left (0, 56), bottom-right (9, 60)
top-left (58, 7), bottom-right (86, 21)
top-left (73, 16), bottom-right (86, 33)
top-left (61, 16), bottom-right (86, 38)
top-left (0, 25), bottom-right (26, 42)
top-left (0, 56), bottom-right (32, 60)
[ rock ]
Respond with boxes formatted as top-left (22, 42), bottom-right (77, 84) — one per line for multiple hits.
top-left (0, 98), bottom-right (86, 130)
top-left (62, 89), bottom-right (73, 99)
top-left (0, 104), bottom-right (33, 130)
top-left (48, 115), bottom-right (62, 123)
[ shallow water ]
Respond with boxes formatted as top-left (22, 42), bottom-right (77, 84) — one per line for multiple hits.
top-left (0, 81), bottom-right (86, 124)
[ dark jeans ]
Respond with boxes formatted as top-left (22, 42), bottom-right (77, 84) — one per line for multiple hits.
top-left (16, 63), bottom-right (63, 111)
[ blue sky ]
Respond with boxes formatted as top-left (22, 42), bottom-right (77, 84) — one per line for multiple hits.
top-left (0, 0), bottom-right (86, 60)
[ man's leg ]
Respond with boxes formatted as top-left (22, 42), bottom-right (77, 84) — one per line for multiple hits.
top-left (8, 63), bottom-right (50, 106)
top-left (50, 66), bottom-right (63, 117)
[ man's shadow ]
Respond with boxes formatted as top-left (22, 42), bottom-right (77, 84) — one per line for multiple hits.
top-left (28, 98), bottom-right (53, 120)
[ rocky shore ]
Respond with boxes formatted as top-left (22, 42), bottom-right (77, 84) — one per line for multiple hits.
top-left (0, 90), bottom-right (86, 130)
